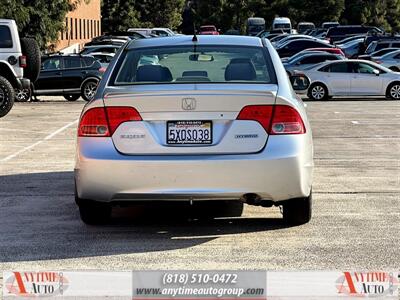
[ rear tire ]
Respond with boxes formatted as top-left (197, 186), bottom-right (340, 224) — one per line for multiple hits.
top-left (20, 38), bottom-right (41, 82)
top-left (0, 76), bottom-right (15, 118)
top-left (386, 82), bottom-right (400, 100)
top-left (308, 83), bottom-right (328, 101)
top-left (64, 94), bottom-right (80, 101)
top-left (282, 191), bottom-right (312, 226)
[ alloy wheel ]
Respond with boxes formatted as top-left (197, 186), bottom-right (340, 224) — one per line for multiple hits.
top-left (15, 89), bottom-right (30, 102)
top-left (83, 82), bottom-right (98, 101)
top-left (311, 85), bottom-right (325, 100)
top-left (390, 84), bottom-right (400, 99)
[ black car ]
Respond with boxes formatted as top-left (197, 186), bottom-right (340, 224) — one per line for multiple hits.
top-left (34, 55), bottom-right (103, 101)
top-left (326, 25), bottom-right (382, 43)
top-left (276, 39), bottom-right (333, 57)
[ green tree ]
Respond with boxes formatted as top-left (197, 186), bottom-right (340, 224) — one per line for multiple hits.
top-left (0, 0), bottom-right (73, 49)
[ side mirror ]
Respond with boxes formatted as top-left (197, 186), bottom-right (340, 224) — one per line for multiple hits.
top-left (289, 74), bottom-right (311, 92)
top-left (373, 69), bottom-right (380, 76)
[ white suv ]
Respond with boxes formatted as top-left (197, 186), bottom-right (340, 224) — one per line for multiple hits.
top-left (0, 19), bottom-right (40, 116)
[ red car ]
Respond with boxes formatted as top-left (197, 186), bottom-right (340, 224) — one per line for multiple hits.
top-left (198, 25), bottom-right (219, 35)
top-left (306, 47), bottom-right (345, 57)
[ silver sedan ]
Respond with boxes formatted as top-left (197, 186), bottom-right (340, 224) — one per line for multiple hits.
top-left (302, 59), bottom-right (400, 100)
top-left (75, 35), bottom-right (314, 225)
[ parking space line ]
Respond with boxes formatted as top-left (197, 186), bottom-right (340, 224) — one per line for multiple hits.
top-left (0, 119), bottom-right (78, 163)
top-left (351, 121), bottom-right (359, 124)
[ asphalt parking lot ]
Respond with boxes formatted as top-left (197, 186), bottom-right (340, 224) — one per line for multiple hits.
top-left (0, 97), bottom-right (399, 274)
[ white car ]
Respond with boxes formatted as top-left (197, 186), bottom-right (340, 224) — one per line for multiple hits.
top-left (372, 49), bottom-right (400, 71)
top-left (303, 59), bottom-right (400, 100)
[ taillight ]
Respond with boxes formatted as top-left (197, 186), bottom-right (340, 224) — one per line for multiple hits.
top-left (237, 105), bottom-right (274, 131)
top-left (270, 105), bottom-right (305, 134)
top-left (105, 107), bottom-right (142, 134)
top-left (19, 55), bottom-right (27, 68)
top-left (78, 106), bottom-right (141, 137)
top-left (237, 105), bottom-right (305, 135)
top-left (375, 60), bottom-right (382, 64)
top-left (99, 67), bottom-right (106, 73)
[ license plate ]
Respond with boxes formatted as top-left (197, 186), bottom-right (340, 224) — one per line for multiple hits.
top-left (167, 121), bottom-right (212, 144)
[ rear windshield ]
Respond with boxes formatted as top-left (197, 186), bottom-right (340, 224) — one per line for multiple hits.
top-left (0, 25), bottom-right (12, 48)
top-left (113, 45), bottom-right (274, 85)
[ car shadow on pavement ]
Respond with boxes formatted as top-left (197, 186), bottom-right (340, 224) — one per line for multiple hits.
top-left (0, 171), bottom-right (290, 262)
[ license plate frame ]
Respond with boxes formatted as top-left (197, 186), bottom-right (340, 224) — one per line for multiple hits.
top-left (167, 120), bottom-right (212, 145)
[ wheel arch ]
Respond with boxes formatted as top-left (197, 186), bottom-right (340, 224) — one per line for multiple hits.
top-left (386, 80), bottom-right (400, 97)
top-left (80, 76), bottom-right (100, 90)
top-left (0, 62), bottom-right (18, 88)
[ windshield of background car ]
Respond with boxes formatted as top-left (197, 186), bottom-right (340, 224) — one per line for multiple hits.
top-left (275, 24), bottom-right (291, 29)
top-left (113, 45), bottom-right (274, 85)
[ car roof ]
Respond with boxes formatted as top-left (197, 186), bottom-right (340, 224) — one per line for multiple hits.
top-left (85, 44), bottom-right (119, 47)
top-left (126, 35), bottom-right (264, 49)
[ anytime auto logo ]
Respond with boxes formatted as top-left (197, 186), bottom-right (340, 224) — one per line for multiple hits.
top-left (336, 272), bottom-right (398, 297)
top-left (4, 272), bottom-right (69, 297)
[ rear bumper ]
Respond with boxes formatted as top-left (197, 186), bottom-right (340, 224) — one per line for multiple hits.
top-left (75, 135), bottom-right (313, 203)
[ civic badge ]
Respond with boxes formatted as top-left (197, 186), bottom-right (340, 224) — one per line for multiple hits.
top-left (182, 98), bottom-right (196, 110)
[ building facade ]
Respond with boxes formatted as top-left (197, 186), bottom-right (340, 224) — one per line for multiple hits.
top-left (54, 0), bottom-right (101, 53)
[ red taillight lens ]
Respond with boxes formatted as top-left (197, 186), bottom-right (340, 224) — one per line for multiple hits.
top-left (237, 105), bottom-right (274, 131)
top-left (105, 107), bottom-right (142, 134)
top-left (99, 67), bottom-right (106, 73)
top-left (19, 55), bottom-right (27, 68)
top-left (78, 107), bottom-right (109, 137)
top-left (237, 105), bottom-right (305, 135)
top-left (270, 105), bottom-right (306, 134)
top-left (78, 106), bottom-right (142, 137)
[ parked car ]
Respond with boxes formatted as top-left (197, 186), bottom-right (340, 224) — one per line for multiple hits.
top-left (74, 35), bottom-right (313, 225)
top-left (127, 28), bottom-right (158, 37)
top-left (89, 52), bottom-right (115, 69)
top-left (34, 54), bottom-right (103, 101)
top-left (309, 28), bottom-right (327, 37)
top-left (247, 17), bottom-right (265, 36)
top-left (269, 33), bottom-right (289, 43)
top-left (151, 28), bottom-right (176, 37)
top-left (80, 45), bottom-right (120, 55)
top-left (326, 25), bottom-right (382, 43)
top-left (85, 35), bottom-right (129, 47)
top-left (364, 39), bottom-right (400, 55)
top-left (334, 34), bottom-right (366, 46)
top-left (276, 38), bottom-right (334, 57)
top-left (272, 17), bottom-right (292, 33)
top-left (297, 22), bottom-right (315, 34)
top-left (0, 19), bottom-right (40, 113)
top-left (284, 52), bottom-right (344, 76)
top-left (371, 49), bottom-right (400, 71)
top-left (358, 48), bottom-right (400, 61)
top-left (321, 22), bottom-right (340, 30)
top-left (303, 60), bottom-right (400, 100)
top-left (274, 34), bottom-right (327, 48)
top-left (339, 38), bottom-right (365, 58)
top-left (198, 25), bottom-right (219, 35)
top-left (281, 47), bottom-right (345, 63)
